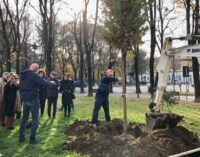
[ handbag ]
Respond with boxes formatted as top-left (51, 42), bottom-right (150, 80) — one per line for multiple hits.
top-left (14, 91), bottom-right (22, 113)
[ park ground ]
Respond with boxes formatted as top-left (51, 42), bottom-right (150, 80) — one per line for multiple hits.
top-left (0, 96), bottom-right (200, 157)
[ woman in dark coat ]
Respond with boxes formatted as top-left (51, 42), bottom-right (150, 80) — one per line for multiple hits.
top-left (4, 74), bottom-right (19, 130)
top-left (60, 74), bottom-right (74, 117)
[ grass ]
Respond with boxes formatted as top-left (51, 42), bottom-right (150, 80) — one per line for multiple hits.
top-left (0, 96), bottom-right (200, 157)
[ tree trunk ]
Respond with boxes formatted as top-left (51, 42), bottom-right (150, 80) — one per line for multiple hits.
top-left (122, 49), bottom-right (127, 134)
top-left (16, 53), bottom-right (20, 74)
top-left (135, 46), bottom-right (141, 93)
top-left (192, 0), bottom-right (200, 102)
top-left (149, 1), bottom-right (156, 98)
top-left (74, 70), bottom-right (77, 80)
top-left (5, 48), bottom-right (11, 72)
top-left (108, 45), bottom-right (114, 93)
top-left (79, 51), bottom-right (85, 93)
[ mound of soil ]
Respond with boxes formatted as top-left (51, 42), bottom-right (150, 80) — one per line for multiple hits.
top-left (63, 119), bottom-right (200, 157)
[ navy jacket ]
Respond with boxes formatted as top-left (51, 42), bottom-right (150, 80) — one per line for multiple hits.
top-left (96, 76), bottom-right (118, 97)
top-left (20, 70), bottom-right (54, 101)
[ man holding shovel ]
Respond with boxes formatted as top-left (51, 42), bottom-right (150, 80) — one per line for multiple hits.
top-left (91, 69), bottom-right (121, 127)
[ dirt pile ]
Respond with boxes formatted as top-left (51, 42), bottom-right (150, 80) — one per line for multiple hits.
top-left (63, 119), bottom-right (200, 157)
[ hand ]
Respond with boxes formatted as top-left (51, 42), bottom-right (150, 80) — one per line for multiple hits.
top-left (50, 81), bottom-right (56, 84)
top-left (118, 77), bottom-right (122, 81)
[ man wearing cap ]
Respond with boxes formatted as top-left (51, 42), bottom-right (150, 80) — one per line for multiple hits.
top-left (19, 63), bottom-right (56, 144)
top-left (91, 69), bottom-right (121, 127)
top-left (0, 72), bottom-right (10, 126)
top-left (47, 71), bottom-right (60, 118)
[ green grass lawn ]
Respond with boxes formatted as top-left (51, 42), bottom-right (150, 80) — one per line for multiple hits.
top-left (0, 96), bottom-right (200, 157)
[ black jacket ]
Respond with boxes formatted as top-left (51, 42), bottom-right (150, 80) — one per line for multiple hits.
top-left (60, 79), bottom-right (74, 104)
top-left (47, 78), bottom-right (60, 98)
top-left (96, 76), bottom-right (118, 97)
top-left (4, 82), bottom-right (19, 116)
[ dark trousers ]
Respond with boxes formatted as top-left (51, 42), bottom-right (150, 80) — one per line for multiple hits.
top-left (19, 99), bottom-right (39, 140)
top-left (63, 103), bottom-right (71, 117)
top-left (47, 98), bottom-right (57, 118)
top-left (91, 95), bottom-right (110, 125)
top-left (5, 114), bottom-right (14, 129)
top-left (39, 98), bottom-right (46, 116)
top-left (0, 102), bottom-right (5, 126)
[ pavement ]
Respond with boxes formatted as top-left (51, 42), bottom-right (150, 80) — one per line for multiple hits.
top-left (74, 84), bottom-right (195, 102)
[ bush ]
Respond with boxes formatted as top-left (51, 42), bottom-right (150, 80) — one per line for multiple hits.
top-left (162, 91), bottom-right (179, 105)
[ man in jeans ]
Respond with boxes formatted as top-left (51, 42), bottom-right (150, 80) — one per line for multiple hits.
top-left (91, 69), bottom-right (121, 127)
top-left (19, 63), bottom-right (55, 144)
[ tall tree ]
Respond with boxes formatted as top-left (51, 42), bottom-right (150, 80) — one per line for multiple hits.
top-left (147, 0), bottom-right (157, 98)
top-left (192, 0), bottom-right (200, 102)
top-left (38, 0), bottom-right (57, 75)
top-left (82, 0), bottom-right (99, 96)
top-left (1, 0), bottom-right (29, 74)
top-left (74, 13), bottom-right (85, 93)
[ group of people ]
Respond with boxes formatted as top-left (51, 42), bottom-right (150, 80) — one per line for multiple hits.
top-left (0, 63), bottom-right (121, 145)
top-left (0, 72), bottom-right (20, 130)
top-left (0, 63), bottom-right (75, 144)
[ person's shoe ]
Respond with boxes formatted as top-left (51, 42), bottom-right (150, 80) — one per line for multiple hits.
top-left (19, 137), bottom-right (25, 143)
top-left (29, 138), bottom-right (39, 144)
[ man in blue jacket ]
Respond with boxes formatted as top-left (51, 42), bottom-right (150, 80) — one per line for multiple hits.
top-left (19, 63), bottom-right (56, 144)
top-left (91, 69), bottom-right (121, 127)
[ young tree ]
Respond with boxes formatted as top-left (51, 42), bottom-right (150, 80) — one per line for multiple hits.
top-left (102, 0), bottom-right (147, 133)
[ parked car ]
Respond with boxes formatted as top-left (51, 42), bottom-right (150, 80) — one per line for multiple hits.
top-left (74, 80), bottom-right (87, 88)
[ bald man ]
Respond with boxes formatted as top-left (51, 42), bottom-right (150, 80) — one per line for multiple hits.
top-left (91, 69), bottom-right (121, 127)
top-left (19, 63), bottom-right (55, 144)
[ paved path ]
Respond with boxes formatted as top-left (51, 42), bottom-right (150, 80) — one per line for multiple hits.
top-left (74, 84), bottom-right (195, 101)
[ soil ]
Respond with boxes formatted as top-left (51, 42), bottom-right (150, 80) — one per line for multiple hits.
top-left (63, 119), bottom-right (200, 157)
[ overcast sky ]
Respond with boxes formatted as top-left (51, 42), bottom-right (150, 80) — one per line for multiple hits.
top-left (9, 0), bottom-right (188, 57)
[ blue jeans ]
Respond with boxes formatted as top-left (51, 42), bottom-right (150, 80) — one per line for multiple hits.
top-left (19, 99), bottom-right (39, 140)
top-left (91, 95), bottom-right (110, 125)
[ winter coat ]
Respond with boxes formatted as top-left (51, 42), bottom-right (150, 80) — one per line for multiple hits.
top-left (0, 78), bottom-right (7, 110)
top-left (39, 78), bottom-right (47, 101)
top-left (46, 78), bottom-right (60, 99)
top-left (96, 76), bottom-right (118, 97)
top-left (60, 79), bottom-right (74, 104)
top-left (0, 78), bottom-right (7, 102)
top-left (20, 70), bottom-right (54, 101)
top-left (3, 82), bottom-right (19, 116)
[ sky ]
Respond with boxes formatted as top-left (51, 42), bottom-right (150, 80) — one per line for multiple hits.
top-left (9, 0), bottom-right (189, 57)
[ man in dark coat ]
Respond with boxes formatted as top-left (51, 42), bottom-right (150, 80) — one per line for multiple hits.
top-left (60, 74), bottom-right (74, 117)
top-left (47, 71), bottom-right (60, 118)
top-left (38, 69), bottom-right (47, 116)
top-left (91, 69), bottom-right (121, 127)
top-left (19, 63), bottom-right (56, 144)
